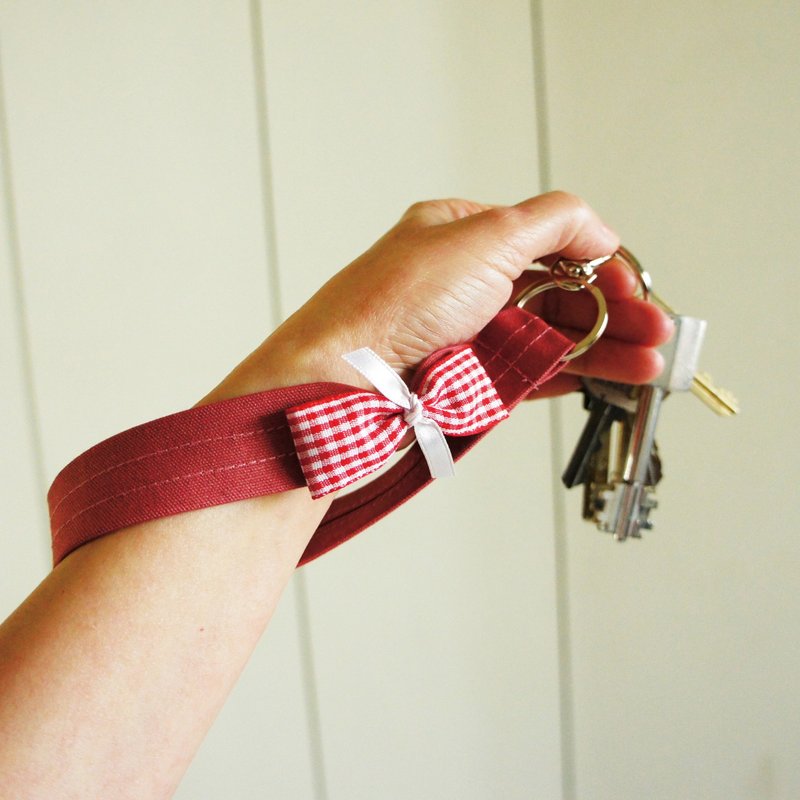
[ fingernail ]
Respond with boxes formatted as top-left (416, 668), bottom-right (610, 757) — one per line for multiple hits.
top-left (650, 350), bottom-right (665, 378)
top-left (661, 312), bottom-right (676, 343)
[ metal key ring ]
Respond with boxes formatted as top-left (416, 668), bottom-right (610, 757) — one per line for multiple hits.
top-left (515, 278), bottom-right (608, 361)
top-left (613, 246), bottom-right (651, 301)
top-left (551, 253), bottom-right (613, 287)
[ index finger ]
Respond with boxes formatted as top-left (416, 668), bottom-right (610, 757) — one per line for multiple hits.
top-left (446, 191), bottom-right (621, 279)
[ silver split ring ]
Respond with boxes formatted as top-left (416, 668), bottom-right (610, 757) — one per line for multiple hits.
top-left (515, 279), bottom-right (609, 362)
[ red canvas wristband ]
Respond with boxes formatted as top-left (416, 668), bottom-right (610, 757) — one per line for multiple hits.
top-left (48, 307), bottom-right (573, 567)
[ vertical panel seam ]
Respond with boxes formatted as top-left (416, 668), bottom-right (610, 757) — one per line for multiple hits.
top-left (247, 4), bottom-right (329, 799)
top-left (248, 0), bottom-right (283, 325)
top-left (529, 3), bottom-right (577, 799)
top-left (0, 38), bottom-right (51, 562)
top-left (291, 572), bottom-right (329, 800)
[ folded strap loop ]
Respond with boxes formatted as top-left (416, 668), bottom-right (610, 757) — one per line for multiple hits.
top-left (47, 307), bottom-right (573, 567)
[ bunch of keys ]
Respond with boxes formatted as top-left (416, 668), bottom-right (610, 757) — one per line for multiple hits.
top-left (516, 247), bottom-right (739, 541)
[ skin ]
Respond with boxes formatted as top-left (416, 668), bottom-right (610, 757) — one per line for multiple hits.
top-left (0, 193), bottom-right (672, 799)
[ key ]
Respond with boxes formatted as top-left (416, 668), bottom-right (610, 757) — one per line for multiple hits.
top-left (582, 414), bottom-right (627, 524)
top-left (611, 248), bottom-right (740, 416)
top-left (570, 379), bottom-right (662, 534)
top-left (562, 391), bottom-right (627, 489)
top-left (594, 385), bottom-right (665, 540)
top-left (649, 289), bottom-right (739, 416)
top-left (608, 315), bottom-right (704, 539)
top-left (689, 371), bottom-right (739, 417)
top-left (571, 315), bottom-right (705, 540)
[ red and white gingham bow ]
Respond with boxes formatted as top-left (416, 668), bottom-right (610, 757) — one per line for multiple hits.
top-left (286, 345), bottom-right (508, 499)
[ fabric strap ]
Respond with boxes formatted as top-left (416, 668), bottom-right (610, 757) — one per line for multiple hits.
top-left (48, 307), bottom-right (573, 567)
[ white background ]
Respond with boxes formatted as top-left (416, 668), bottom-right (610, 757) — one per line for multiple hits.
top-left (1, 2), bottom-right (798, 798)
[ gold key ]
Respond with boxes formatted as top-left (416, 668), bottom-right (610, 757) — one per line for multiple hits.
top-left (649, 290), bottom-right (740, 416)
top-left (688, 371), bottom-right (740, 416)
top-left (613, 248), bottom-right (740, 417)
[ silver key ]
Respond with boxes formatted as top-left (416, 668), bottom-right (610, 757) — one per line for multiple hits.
top-left (581, 402), bottom-right (662, 532)
top-left (613, 247), bottom-right (739, 417)
top-left (581, 314), bottom-right (706, 540)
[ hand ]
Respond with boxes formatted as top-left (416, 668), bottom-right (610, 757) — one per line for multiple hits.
top-left (207, 192), bottom-right (673, 401)
top-left (510, 254), bottom-right (675, 398)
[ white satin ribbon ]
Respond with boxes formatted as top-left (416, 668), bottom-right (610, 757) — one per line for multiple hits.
top-left (342, 348), bottom-right (456, 479)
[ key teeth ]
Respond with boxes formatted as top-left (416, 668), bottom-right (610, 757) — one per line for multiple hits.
top-left (592, 486), bottom-right (658, 539)
top-left (636, 490), bottom-right (658, 534)
top-left (595, 488), bottom-right (618, 532)
top-left (641, 492), bottom-right (658, 511)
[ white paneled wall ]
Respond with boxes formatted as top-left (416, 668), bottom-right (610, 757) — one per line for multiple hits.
top-left (1, 2), bottom-right (798, 799)
top-left (0, 2), bottom-right (315, 796)
top-left (0, 70), bottom-right (49, 617)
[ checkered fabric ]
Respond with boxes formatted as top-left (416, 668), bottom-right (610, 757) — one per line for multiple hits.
top-left (286, 346), bottom-right (508, 498)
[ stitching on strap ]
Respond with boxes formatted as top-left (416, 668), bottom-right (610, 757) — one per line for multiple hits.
top-left (50, 425), bottom-right (286, 515)
top-left (492, 327), bottom-right (550, 384)
top-left (53, 451), bottom-right (295, 541)
top-left (478, 317), bottom-right (533, 372)
top-left (479, 316), bottom-right (553, 383)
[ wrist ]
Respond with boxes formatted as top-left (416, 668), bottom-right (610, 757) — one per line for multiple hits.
top-left (197, 322), bottom-right (374, 408)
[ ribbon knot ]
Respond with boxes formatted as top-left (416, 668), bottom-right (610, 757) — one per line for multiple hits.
top-left (403, 393), bottom-right (424, 427)
top-left (286, 345), bottom-right (508, 499)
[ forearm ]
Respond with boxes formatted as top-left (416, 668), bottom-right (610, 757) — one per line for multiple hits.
top-left (0, 193), bottom-right (665, 799)
top-left (0, 340), bottom-right (333, 799)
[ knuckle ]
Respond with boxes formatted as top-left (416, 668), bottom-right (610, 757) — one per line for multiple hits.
top-left (399, 199), bottom-right (441, 226)
top-left (405, 200), bottom-right (431, 214)
top-left (401, 198), bottom-right (482, 226)
top-left (548, 189), bottom-right (589, 215)
top-left (403, 199), bottom-right (440, 218)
